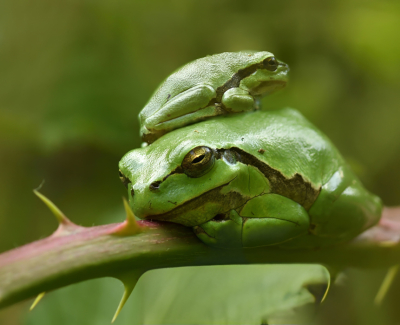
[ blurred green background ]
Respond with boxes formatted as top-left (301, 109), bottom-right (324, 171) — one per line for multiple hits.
top-left (1, 0), bottom-right (399, 324)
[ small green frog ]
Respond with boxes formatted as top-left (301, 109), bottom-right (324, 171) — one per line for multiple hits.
top-left (119, 109), bottom-right (382, 249)
top-left (139, 51), bottom-right (289, 144)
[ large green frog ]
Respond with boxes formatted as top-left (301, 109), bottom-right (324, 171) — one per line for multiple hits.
top-left (120, 109), bottom-right (382, 249)
top-left (139, 51), bottom-right (289, 144)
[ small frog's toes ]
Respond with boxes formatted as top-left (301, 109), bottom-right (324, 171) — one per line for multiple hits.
top-left (193, 211), bottom-right (243, 249)
top-left (222, 87), bottom-right (256, 113)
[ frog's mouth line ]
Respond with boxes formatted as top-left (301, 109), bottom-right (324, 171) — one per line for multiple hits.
top-left (142, 176), bottom-right (246, 227)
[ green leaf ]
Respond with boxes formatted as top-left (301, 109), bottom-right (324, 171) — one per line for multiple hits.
top-left (24, 264), bottom-right (329, 325)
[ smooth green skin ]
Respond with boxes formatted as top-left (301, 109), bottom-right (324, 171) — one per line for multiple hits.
top-left (120, 108), bottom-right (382, 249)
top-left (139, 51), bottom-right (289, 143)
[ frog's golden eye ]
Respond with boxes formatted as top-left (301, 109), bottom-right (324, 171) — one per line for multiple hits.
top-left (264, 56), bottom-right (278, 71)
top-left (119, 169), bottom-right (131, 189)
top-left (181, 146), bottom-right (215, 178)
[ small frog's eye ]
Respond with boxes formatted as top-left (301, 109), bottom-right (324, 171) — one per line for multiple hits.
top-left (181, 146), bottom-right (215, 178)
top-left (119, 169), bottom-right (131, 189)
top-left (263, 56), bottom-right (278, 71)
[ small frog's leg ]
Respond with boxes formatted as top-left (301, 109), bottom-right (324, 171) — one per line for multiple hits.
top-left (144, 105), bottom-right (225, 139)
top-left (193, 210), bottom-right (243, 249)
top-left (239, 194), bottom-right (309, 247)
top-left (142, 84), bottom-right (216, 133)
top-left (221, 87), bottom-right (256, 113)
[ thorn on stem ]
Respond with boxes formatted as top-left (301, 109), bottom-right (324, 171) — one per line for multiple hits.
top-left (111, 271), bottom-right (144, 323)
top-left (375, 264), bottom-right (399, 305)
top-left (34, 190), bottom-right (73, 226)
top-left (111, 284), bottom-right (134, 323)
top-left (109, 198), bottom-right (142, 236)
top-left (33, 190), bottom-right (80, 235)
top-left (30, 292), bottom-right (45, 311)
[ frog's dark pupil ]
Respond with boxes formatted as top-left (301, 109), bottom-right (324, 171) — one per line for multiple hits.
top-left (268, 58), bottom-right (277, 66)
top-left (264, 57), bottom-right (278, 71)
top-left (192, 155), bottom-right (205, 164)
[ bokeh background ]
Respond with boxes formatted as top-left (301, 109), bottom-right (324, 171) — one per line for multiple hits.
top-left (1, 0), bottom-right (399, 324)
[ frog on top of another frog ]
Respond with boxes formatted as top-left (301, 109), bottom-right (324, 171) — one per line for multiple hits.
top-left (139, 51), bottom-right (289, 144)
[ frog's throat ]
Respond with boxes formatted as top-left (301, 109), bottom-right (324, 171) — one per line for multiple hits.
top-left (141, 177), bottom-right (246, 226)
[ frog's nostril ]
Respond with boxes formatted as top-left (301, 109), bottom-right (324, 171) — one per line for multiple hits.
top-left (131, 188), bottom-right (135, 197)
top-left (149, 181), bottom-right (162, 191)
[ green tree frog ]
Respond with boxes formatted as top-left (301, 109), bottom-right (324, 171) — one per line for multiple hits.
top-left (120, 109), bottom-right (382, 249)
top-left (139, 51), bottom-right (289, 144)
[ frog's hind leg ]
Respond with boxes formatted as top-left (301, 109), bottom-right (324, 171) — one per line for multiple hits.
top-left (307, 168), bottom-right (383, 245)
top-left (239, 194), bottom-right (310, 248)
top-left (194, 194), bottom-right (310, 249)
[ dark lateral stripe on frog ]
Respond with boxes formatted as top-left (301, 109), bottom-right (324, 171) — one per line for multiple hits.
top-left (210, 62), bottom-right (287, 108)
top-left (226, 147), bottom-right (321, 211)
top-left (210, 61), bottom-right (266, 106)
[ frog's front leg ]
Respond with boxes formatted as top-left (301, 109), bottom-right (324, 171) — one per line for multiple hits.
top-left (221, 87), bottom-right (258, 112)
top-left (194, 194), bottom-right (310, 249)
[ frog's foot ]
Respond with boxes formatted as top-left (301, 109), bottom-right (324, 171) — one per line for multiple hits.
top-left (194, 210), bottom-right (243, 249)
top-left (194, 194), bottom-right (310, 249)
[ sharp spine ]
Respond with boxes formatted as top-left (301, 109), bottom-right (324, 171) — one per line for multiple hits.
top-left (110, 198), bottom-right (142, 236)
top-left (33, 190), bottom-right (75, 226)
top-left (30, 292), bottom-right (45, 311)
